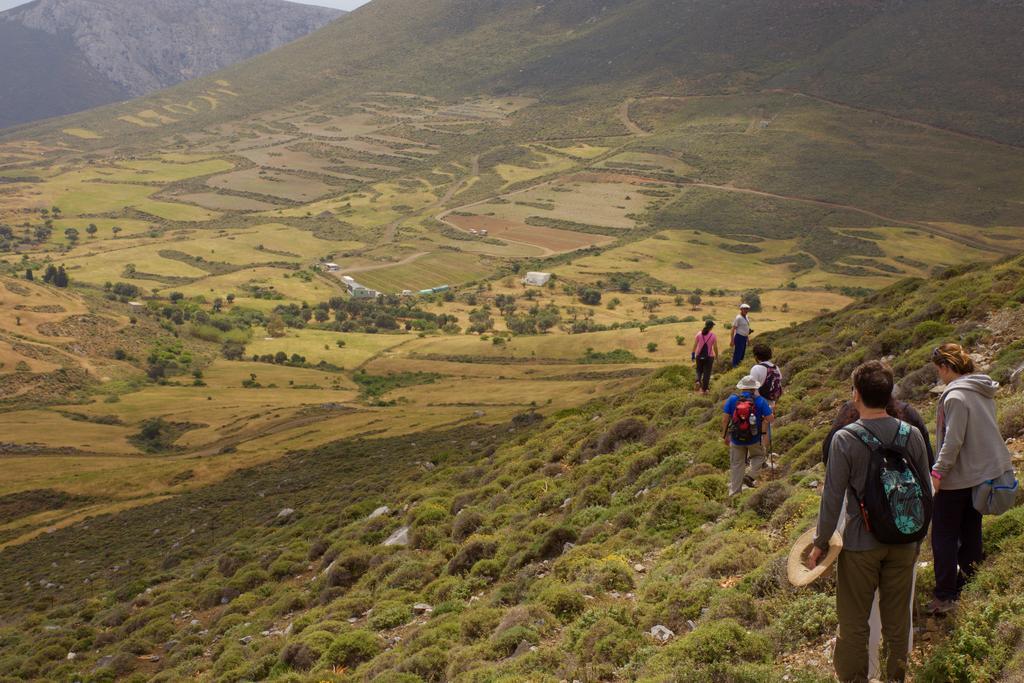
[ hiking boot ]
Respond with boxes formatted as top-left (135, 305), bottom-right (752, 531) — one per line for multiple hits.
top-left (926, 598), bottom-right (957, 615)
top-left (743, 475), bottom-right (756, 488)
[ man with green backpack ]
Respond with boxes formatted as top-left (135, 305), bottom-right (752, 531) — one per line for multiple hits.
top-left (807, 361), bottom-right (932, 683)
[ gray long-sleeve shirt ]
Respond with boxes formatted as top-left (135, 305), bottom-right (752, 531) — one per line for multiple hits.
top-left (934, 374), bottom-right (1013, 491)
top-left (814, 417), bottom-right (930, 552)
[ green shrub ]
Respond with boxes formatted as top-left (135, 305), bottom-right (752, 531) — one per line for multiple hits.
top-left (573, 615), bottom-right (641, 667)
top-left (370, 602), bottom-right (412, 630)
top-left (744, 481), bottom-right (794, 519)
top-left (643, 485), bottom-right (723, 535)
top-left (999, 393), bottom-right (1024, 439)
top-left (449, 536), bottom-right (498, 575)
top-left (460, 608), bottom-right (503, 643)
top-left (398, 644), bottom-right (449, 681)
top-left (451, 509), bottom-right (484, 541)
top-left (490, 625), bottom-right (538, 658)
top-left (538, 583), bottom-right (585, 621)
top-left (913, 320), bottom-right (954, 344)
top-left (767, 593), bottom-right (837, 647)
top-left (321, 630), bottom-right (381, 668)
top-left (653, 619), bottom-right (770, 668)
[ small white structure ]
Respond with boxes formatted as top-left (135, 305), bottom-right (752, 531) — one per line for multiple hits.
top-left (469, 229), bottom-right (479, 235)
top-left (400, 289), bottom-right (414, 297)
top-left (322, 262), bottom-right (340, 272)
top-left (522, 271), bottom-right (552, 287)
top-left (128, 301), bottom-right (145, 308)
top-left (341, 275), bottom-right (357, 285)
top-left (351, 286), bottom-right (379, 299)
top-left (479, 229), bottom-right (489, 236)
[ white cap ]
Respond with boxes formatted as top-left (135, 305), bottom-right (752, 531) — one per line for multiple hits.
top-left (739, 303), bottom-right (751, 309)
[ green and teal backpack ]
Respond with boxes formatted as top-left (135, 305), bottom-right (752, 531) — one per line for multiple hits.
top-left (845, 420), bottom-right (932, 544)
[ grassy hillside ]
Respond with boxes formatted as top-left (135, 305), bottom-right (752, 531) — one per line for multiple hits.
top-left (1, 1), bottom-right (1024, 680)
top-left (3, 255), bottom-right (1024, 681)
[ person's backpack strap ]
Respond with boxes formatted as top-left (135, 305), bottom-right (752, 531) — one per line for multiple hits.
top-left (842, 422), bottom-right (882, 449)
top-left (894, 420), bottom-right (912, 448)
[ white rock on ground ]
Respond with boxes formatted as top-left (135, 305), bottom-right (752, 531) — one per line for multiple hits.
top-left (650, 625), bottom-right (674, 643)
top-left (382, 526), bottom-right (410, 547)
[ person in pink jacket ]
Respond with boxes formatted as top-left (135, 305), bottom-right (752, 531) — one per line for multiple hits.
top-left (691, 320), bottom-right (718, 394)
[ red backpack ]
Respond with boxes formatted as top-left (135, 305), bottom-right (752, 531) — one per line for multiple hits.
top-left (728, 395), bottom-right (758, 442)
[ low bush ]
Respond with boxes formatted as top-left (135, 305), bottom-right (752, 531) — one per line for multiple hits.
top-left (321, 630), bottom-right (381, 668)
top-left (448, 536), bottom-right (499, 575)
top-left (369, 601), bottom-right (412, 630)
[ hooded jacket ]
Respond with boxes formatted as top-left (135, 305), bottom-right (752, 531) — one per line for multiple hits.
top-left (934, 374), bottom-right (1013, 490)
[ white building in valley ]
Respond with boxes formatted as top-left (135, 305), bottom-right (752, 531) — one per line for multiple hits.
top-left (522, 271), bottom-right (552, 287)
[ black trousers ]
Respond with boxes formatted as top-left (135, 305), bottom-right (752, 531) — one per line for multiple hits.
top-left (695, 357), bottom-right (714, 391)
top-left (931, 487), bottom-right (984, 601)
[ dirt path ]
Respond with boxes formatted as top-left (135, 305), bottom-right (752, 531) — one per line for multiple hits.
top-left (618, 98), bottom-right (651, 137)
top-left (687, 182), bottom-right (1017, 255)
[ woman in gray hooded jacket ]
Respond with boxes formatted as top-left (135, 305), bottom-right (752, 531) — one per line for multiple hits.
top-left (928, 343), bottom-right (1014, 614)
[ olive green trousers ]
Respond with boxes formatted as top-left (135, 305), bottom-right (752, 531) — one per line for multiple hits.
top-left (834, 544), bottom-right (918, 683)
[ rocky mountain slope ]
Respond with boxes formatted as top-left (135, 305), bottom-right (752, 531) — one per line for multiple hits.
top-left (9, 0), bottom-right (1024, 147)
top-left (0, 0), bottom-right (344, 128)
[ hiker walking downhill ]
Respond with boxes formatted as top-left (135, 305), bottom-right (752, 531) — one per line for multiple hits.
top-left (821, 387), bottom-right (934, 681)
top-left (808, 361), bottom-right (932, 683)
top-left (750, 343), bottom-right (783, 474)
top-left (749, 343), bottom-right (782, 405)
top-left (722, 375), bottom-right (773, 496)
top-left (691, 320), bottom-right (719, 394)
top-left (730, 303), bottom-right (752, 367)
top-left (928, 343), bottom-right (1015, 615)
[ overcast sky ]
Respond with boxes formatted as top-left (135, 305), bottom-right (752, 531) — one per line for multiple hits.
top-left (0, 0), bottom-right (370, 11)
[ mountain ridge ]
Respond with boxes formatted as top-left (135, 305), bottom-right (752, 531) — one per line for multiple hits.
top-left (0, 0), bottom-right (344, 128)
top-left (7, 0), bottom-right (1023, 148)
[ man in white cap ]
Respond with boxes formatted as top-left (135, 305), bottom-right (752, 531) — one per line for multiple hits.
top-left (722, 375), bottom-right (774, 496)
top-left (731, 303), bottom-right (752, 368)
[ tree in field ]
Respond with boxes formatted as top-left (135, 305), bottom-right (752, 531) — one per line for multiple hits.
top-left (86, 224), bottom-right (98, 238)
top-left (111, 226), bottom-right (122, 238)
top-left (578, 288), bottom-right (602, 306)
top-left (226, 293), bottom-right (235, 304)
top-left (222, 341), bottom-right (245, 360)
top-left (169, 292), bottom-right (184, 302)
top-left (64, 228), bottom-right (79, 244)
top-left (741, 290), bottom-right (763, 312)
top-left (25, 268), bottom-right (33, 281)
top-left (212, 297), bottom-right (223, 313)
top-left (51, 206), bottom-right (61, 216)
top-left (42, 264), bottom-right (58, 284)
top-left (314, 308), bottom-right (329, 323)
top-left (687, 293), bottom-right (703, 310)
top-left (266, 315), bottom-right (286, 338)
top-left (53, 266), bottom-right (69, 288)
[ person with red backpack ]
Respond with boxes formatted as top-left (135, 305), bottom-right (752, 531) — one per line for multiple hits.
top-left (722, 375), bottom-right (774, 496)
